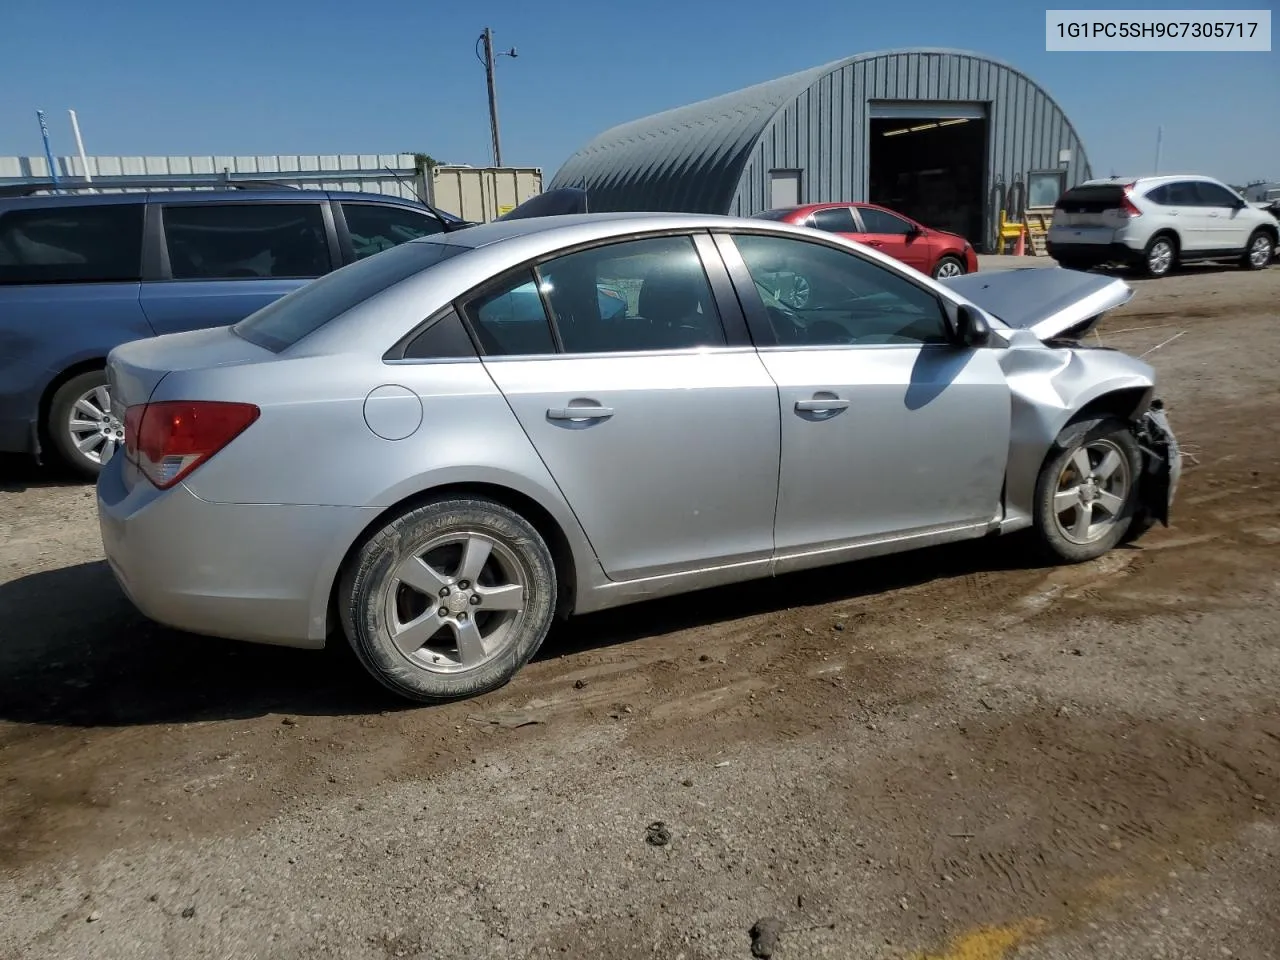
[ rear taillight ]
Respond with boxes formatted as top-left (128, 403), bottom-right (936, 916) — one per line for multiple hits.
top-left (124, 401), bottom-right (259, 489)
top-left (1118, 184), bottom-right (1143, 218)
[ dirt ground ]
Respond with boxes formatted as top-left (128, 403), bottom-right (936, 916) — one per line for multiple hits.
top-left (1, 260), bottom-right (1278, 960)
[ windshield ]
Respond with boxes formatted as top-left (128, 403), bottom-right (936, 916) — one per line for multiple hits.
top-left (233, 240), bottom-right (464, 352)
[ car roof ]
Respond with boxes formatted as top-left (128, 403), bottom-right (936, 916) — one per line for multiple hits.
top-left (0, 188), bottom-right (442, 210)
top-left (1078, 174), bottom-right (1223, 187)
top-left (436, 211), bottom-right (762, 249)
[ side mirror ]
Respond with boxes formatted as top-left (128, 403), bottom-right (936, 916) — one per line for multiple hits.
top-left (953, 304), bottom-right (992, 348)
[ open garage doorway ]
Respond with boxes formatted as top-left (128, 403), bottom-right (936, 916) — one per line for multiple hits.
top-left (868, 102), bottom-right (987, 249)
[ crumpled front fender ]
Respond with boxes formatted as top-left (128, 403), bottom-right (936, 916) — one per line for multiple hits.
top-left (997, 332), bottom-right (1160, 530)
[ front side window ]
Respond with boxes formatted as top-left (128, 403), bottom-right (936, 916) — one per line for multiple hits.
top-left (0, 203), bottom-right (143, 284)
top-left (857, 207), bottom-right (914, 235)
top-left (342, 202), bottom-right (445, 260)
top-left (537, 235), bottom-right (727, 354)
top-left (809, 207), bottom-right (857, 233)
top-left (162, 202), bottom-right (331, 280)
top-left (732, 234), bottom-right (949, 347)
top-left (1192, 181), bottom-right (1242, 208)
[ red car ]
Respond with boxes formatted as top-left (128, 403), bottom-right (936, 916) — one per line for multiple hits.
top-left (754, 202), bottom-right (979, 280)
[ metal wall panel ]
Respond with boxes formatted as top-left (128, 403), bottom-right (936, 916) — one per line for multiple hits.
top-left (551, 49), bottom-right (1092, 248)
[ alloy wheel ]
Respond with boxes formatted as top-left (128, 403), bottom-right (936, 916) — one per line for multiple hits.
top-left (384, 531), bottom-right (529, 673)
top-left (935, 259), bottom-right (964, 279)
top-left (1051, 439), bottom-right (1132, 545)
top-left (67, 385), bottom-right (124, 466)
top-left (1147, 239), bottom-right (1174, 276)
top-left (1249, 234), bottom-right (1273, 268)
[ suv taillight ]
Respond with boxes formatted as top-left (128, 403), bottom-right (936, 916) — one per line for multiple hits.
top-left (1118, 184), bottom-right (1143, 218)
top-left (124, 401), bottom-right (260, 489)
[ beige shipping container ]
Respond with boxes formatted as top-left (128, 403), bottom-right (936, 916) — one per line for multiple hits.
top-left (427, 166), bottom-right (543, 222)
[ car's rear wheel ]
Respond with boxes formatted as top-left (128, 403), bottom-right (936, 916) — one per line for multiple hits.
top-left (340, 497), bottom-right (556, 703)
top-left (1031, 417), bottom-right (1142, 563)
top-left (1242, 230), bottom-right (1274, 270)
top-left (932, 256), bottom-right (965, 280)
top-left (47, 369), bottom-right (123, 480)
top-left (1138, 234), bottom-right (1177, 278)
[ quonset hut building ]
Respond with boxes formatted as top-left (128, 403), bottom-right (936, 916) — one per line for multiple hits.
top-left (549, 48), bottom-right (1092, 252)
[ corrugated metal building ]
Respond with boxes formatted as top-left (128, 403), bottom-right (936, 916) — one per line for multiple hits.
top-left (550, 48), bottom-right (1092, 251)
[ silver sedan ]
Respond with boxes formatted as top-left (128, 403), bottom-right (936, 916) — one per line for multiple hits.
top-left (97, 203), bottom-right (1181, 702)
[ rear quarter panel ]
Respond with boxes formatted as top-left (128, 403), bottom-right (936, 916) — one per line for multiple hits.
top-left (0, 282), bottom-right (151, 449)
top-left (157, 350), bottom-right (602, 619)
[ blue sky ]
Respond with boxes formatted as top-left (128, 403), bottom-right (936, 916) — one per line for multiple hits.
top-left (1, 0), bottom-right (1276, 185)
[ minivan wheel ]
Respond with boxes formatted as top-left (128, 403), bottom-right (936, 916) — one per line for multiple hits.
top-left (47, 369), bottom-right (123, 480)
top-left (1139, 235), bottom-right (1177, 278)
top-left (1242, 230), bottom-right (1274, 270)
top-left (340, 497), bottom-right (557, 703)
top-left (932, 256), bottom-right (965, 279)
top-left (1031, 417), bottom-right (1142, 564)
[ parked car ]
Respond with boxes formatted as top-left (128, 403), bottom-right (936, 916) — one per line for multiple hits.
top-left (753, 202), bottom-right (979, 285)
top-left (98, 193), bottom-right (1181, 704)
top-left (1046, 175), bottom-right (1278, 277)
top-left (0, 182), bottom-right (470, 478)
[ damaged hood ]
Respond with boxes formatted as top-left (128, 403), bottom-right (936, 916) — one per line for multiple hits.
top-left (941, 267), bottom-right (1134, 341)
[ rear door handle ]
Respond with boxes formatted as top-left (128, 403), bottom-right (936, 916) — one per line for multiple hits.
top-left (548, 405), bottom-right (615, 420)
top-left (795, 398), bottom-right (850, 412)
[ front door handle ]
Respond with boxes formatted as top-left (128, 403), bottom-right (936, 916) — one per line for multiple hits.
top-left (795, 398), bottom-right (850, 412)
top-left (548, 405), bottom-right (615, 421)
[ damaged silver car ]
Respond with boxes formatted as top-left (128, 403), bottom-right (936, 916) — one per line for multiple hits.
top-left (97, 189), bottom-right (1181, 703)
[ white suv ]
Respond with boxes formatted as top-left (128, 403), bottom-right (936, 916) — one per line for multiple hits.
top-left (1047, 175), bottom-right (1278, 278)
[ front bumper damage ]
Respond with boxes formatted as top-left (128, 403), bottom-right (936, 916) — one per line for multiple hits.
top-left (1134, 402), bottom-right (1182, 527)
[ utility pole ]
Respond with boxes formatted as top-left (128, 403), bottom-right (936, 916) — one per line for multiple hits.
top-left (1154, 126), bottom-right (1163, 175)
top-left (477, 27), bottom-right (517, 167)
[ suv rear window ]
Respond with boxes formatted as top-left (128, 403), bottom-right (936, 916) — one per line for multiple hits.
top-left (232, 239), bottom-right (464, 352)
top-left (0, 202), bottom-right (144, 284)
top-left (1054, 185), bottom-right (1127, 213)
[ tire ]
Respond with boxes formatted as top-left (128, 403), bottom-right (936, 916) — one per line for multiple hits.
top-left (1031, 417), bottom-right (1143, 564)
top-left (339, 496), bottom-right (557, 703)
top-left (931, 255), bottom-right (965, 280)
top-left (47, 369), bottom-right (122, 480)
top-left (1137, 234), bottom-right (1177, 278)
top-left (1241, 229), bottom-right (1274, 271)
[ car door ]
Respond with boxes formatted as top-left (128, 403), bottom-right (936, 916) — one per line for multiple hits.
top-left (1154, 180), bottom-right (1211, 251)
top-left (714, 230), bottom-right (1011, 563)
top-left (853, 206), bottom-right (931, 273)
top-left (1192, 180), bottom-right (1253, 251)
top-left (139, 199), bottom-right (336, 336)
top-left (470, 232), bottom-right (782, 582)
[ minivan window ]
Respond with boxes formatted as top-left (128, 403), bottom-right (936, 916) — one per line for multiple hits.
top-left (342, 202), bottom-right (445, 260)
top-left (0, 203), bottom-right (144, 285)
top-left (162, 202), bottom-right (331, 280)
top-left (233, 239), bottom-right (464, 352)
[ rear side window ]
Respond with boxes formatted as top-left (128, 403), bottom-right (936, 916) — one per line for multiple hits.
top-left (463, 272), bottom-right (559, 356)
top-left (233, 239), bottom-right (464, 352)
top-left (858, 207), bottom-right (914, 235)
top-left (1055, 185), bottom-right (1126, 212)
top-left (0, 203), bottom-right (143, 284)
top-left (162, 202), bottom-right (331, 280)
top-left (809, 207), bottom-right (856, 232)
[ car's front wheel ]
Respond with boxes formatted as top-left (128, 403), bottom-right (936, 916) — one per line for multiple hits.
top-left (1031, 417), bottom-right (1142, 563)
top-left (1242, 230), bottom-right (1274, 271)
top-left (340, 496), bottom-right (557, 703)
top-left (932, 255), bottom-right (965, 280)
top-left (47, 369), bottom-right (123, 480)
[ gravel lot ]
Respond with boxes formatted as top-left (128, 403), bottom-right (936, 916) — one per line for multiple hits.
top-left (2, 259), bottom-right (1278, 960)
